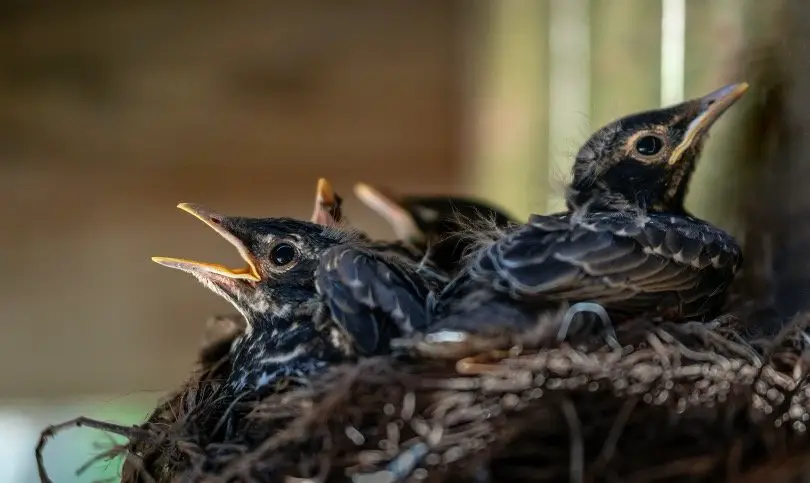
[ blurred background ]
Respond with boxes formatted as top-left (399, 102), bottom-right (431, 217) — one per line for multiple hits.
top-left (0, 0), bottom-right (788, 481)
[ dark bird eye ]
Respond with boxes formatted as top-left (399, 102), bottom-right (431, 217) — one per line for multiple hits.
top-left (270, 243), bottom-right (296, 266)
top-left (635, 135), bottom-right (664, 156)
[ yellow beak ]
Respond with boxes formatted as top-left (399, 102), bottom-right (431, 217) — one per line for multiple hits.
top-left (668, 82), bottom-right (749, 165)
top-left (152, 203), bottom-right (261, 281)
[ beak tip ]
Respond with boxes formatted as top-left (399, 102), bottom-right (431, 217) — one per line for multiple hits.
top-left (733, 81), bottom-right (750, 97)
top-left (354, 182), bottom-right (384, 201)
top-left (707, 82), bottom-right (750, 105)
top-left (353, 182), bottom-right (368, 196)
top-left (177, 202), bottom-right (203, 213)
top-left (316, 178), bottom-right (336, 203)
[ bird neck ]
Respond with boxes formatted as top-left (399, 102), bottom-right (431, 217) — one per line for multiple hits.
top-left (565, 183), bottom-right (640, 213)
top-left (565, 179), bottom-right (690, 216)
top-left (226, 309), bottom-right (343, 394)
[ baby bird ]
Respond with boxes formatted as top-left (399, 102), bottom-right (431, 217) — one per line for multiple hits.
top-left (354, 182), bottom-right (517, 274)
top-left (153, 196), bottom-right (432, 394)
top-left (424, 83), bottom-right (749, 353)
top-left (313, 178), bottom-right (450, 290)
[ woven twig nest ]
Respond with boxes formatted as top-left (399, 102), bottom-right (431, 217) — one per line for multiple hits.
top-left (36, 308), bottom-right (810, 483)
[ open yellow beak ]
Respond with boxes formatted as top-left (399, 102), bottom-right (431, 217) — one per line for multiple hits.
top-left (354, 182), bottom-right (423, 243)
top-left (152, 203), bottom-right (261, 282)
top-left (668, 82), bottom-right (749, 165)
top-left (310, 178), bottom-right (342, 226)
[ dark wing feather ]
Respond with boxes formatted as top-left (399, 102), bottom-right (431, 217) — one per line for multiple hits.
top-left (362, 240), bottom-right (450, 289)
top-left (469, 212), bottom-right (742, 319)
top-left (316, 244), bottom-right (432, 355)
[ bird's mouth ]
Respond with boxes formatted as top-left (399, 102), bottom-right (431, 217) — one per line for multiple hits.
top-left (152, 203), bottom-right (261, 282)
top-left (668, 82), bottom-right (749, 165)
top-left (354, 182), bottom-right (423, 242)
top-left (310, 178), bottom-right (342, 226)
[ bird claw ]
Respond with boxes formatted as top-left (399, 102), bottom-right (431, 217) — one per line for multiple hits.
top-left (557, 302), bottom-right (621, 351)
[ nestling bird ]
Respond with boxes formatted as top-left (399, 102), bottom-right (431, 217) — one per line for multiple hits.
top-left (313, 178), bottom-right (450, 289)
top-left (354, 182), bottom-right (518, 274)
top-left (194, 177), bottom-right (349, 353)
top-left (424, 83), bottom-right (749, 353)
top-left (152, 197), bottom-right (434, 394)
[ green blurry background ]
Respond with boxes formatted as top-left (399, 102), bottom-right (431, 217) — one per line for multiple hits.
top-left (0, 1), bottom-right (775, 481)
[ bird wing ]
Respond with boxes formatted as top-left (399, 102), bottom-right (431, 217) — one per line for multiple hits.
top-left (469, 211), bottom-right (742, 317)
top-left (315, 244), bottom-right (432, 355)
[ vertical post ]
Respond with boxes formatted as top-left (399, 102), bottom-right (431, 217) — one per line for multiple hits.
top-left (461, 1), bottom-right (549, 219)
top-left (546, 0), bottom-right (591, 213)
top-left (682, 0), bottom-right (749, 234)
top-left (589, 0), bottom-right (662, 128)
top-left (660, 0), bottom-right (686, 105)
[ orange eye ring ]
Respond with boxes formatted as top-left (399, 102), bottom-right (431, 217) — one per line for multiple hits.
top-left (625, 131), bottom-right (669, 163)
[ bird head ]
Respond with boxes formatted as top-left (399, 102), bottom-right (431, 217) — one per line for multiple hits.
top-left (568, 82), bottom-right (749, 213)
top-left (153, 203), bottom-right (351, 328)
top-left (354, 182), bottom-right (515, 244)
top-left (354, 182), bottom-right (517, 272)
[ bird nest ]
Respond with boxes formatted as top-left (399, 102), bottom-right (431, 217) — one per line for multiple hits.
top-left (35, 308), bottom-right (810, 483)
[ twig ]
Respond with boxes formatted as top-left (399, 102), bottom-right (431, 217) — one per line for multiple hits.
top-left (591, 398), bottom-right (638, 473)
top-left (36, 417), bottom-right (150, 483)
top-left (211, 391), bottom-right (250, 436)
top-left (117, 450), bottom-right (157, 483)
top-left (76, 445), bottom-right (125, 476)
top-left (213, 363), bottom-right (368, 481)
top-left (561, 399), bottom-right (584, 483)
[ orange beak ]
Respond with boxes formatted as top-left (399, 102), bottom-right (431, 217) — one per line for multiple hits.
top-left (152, 203), bottom-right (261, 281)
top-left (310, 178), bottom-right (342, 226)
top-left (668, 82), bottom-right (749, 165)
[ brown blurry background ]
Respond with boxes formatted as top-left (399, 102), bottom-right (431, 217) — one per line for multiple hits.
top-left (0, 1), bottom-right (772, 481)
top-left (0, 2), bottom-right (465, 398)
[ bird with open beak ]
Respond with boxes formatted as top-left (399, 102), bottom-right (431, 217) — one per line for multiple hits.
top-left (353, 183), bottom-right (518, 275)
top-left (188, 178), bottom-right (347, 364)
top-left (152, 179), bottom-right (434, 394)
top-left (422, 83), bottom-right (749, 356)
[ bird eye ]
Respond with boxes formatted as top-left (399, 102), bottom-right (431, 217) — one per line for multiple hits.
top-left (270, 242), bottom-right (297, 267)
top-left (634, 135), bottom-right (664, 156)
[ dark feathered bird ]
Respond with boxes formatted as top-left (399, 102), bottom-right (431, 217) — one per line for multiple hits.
top-left (425, 83), bottom-right (749, 351)
top-left (152, 201), bottom-right (433, 394)
top-left (314, 178), bottom-right (451, 289)
top-left (190, 177), bottom-right (349, 354)
top-left (354, 183), bottom-right (518, 274)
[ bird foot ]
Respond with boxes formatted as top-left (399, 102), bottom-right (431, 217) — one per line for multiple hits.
top-left (557, 302), bottom-right (621, 351)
